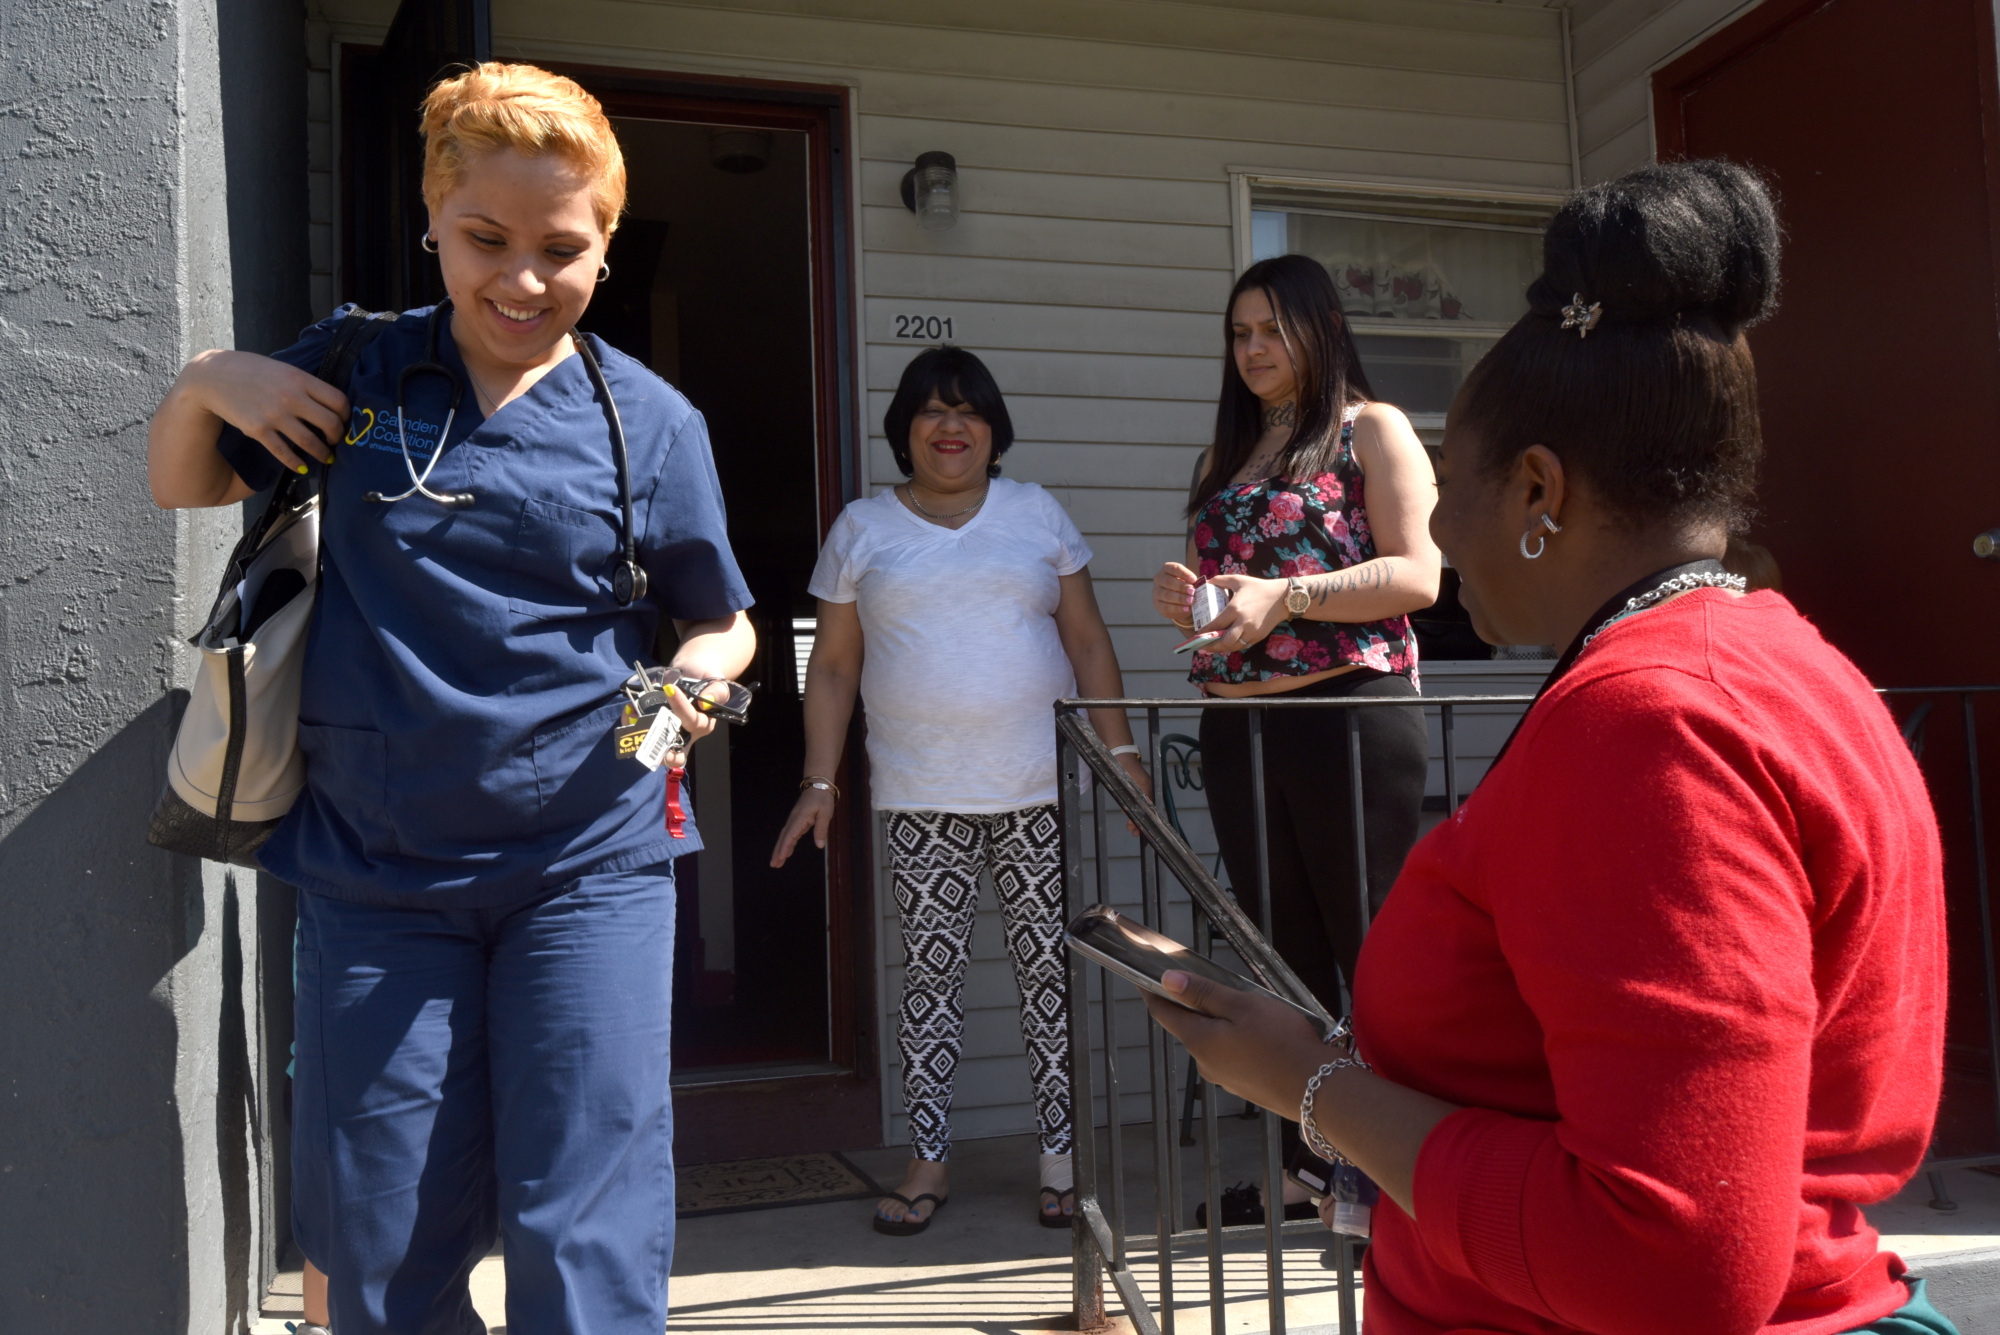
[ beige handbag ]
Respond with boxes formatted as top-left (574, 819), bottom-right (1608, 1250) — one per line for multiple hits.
top-left (148, 309), bottom-right (394, 865)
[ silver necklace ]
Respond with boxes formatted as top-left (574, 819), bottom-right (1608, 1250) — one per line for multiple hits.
top-left (905, 482), bottom-right (988, 520)
top-left (468, 334), bottom-right (574, 416)
top-left (469, 372), bottom-right (504, 416)
top-left (1580, 569), bottom-right (1746, 652)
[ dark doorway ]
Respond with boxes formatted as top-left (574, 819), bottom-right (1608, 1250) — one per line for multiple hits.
top-left (1657, 0), bottom-right (2000, 1161)
top-left (580, 117), bottom-right (827, 1075)
top-left (561, 72), bottom-right (879, 1161)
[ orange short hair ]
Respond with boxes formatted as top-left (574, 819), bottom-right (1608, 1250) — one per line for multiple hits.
top-left (420, 62), bottom-right (626, 235)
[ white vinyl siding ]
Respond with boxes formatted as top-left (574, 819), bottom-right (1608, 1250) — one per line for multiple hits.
top-left (1567, 0), bottom-right (1765, 182)
top-left (316, 0), bottom-right (1576, 1148)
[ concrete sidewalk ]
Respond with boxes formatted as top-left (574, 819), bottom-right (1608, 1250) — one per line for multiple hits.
top-left (257, 1125), bottom-right (2000, 1334)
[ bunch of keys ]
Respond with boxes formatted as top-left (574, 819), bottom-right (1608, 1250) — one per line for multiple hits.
top-left (615, 662), bottom-right (755, 839)
top-left (616, 664), bottom-right (690, 773)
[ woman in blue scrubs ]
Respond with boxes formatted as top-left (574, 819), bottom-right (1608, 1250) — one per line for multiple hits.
top-left (145, 64), bottom-right (755, 1334)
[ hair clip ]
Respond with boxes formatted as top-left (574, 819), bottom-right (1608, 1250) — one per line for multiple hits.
top-left (1560, 293), bottom-right (1603, 338)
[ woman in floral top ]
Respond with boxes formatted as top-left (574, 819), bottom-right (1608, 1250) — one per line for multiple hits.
top-left (1153, 254), bottom-right (1440, 1209)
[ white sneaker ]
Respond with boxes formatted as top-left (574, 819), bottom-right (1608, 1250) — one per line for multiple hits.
top-left (286, 1324), bottom-right (333, 1335)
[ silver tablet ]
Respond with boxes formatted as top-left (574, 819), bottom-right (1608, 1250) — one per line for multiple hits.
top-left (1064, 905), bottom-right (1335, 1041)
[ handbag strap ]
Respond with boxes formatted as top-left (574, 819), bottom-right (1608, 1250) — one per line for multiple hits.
top-left (211, 308), bottom-right (398, 853)
top-left (238, 307), bottom-right (396, 547)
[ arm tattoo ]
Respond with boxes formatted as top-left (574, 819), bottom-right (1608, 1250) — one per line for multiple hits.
top-left (1305, 560), bottom-right (1393, 609)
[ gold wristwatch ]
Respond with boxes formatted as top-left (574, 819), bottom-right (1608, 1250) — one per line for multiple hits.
top-left (1285, 576), bottom-right (1311, 617)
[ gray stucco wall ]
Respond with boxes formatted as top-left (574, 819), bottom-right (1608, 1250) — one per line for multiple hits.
top-left (0, 0), bottom-right (308, 1330)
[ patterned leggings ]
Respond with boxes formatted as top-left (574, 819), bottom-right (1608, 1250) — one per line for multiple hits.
top-left (887, 804), bottom-right (1071, 1162)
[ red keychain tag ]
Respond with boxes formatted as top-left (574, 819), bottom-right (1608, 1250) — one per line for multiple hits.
top-left (664, 764), bottom-right (687, 838)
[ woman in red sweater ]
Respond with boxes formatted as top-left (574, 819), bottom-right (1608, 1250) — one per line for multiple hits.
top-left (1149, 160), bottom-right (1953, 1335)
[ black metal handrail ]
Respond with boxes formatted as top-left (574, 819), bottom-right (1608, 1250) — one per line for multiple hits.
top-left (1058, 692), bottom-right (1535, 1335)
top-left (1877, 687), bottom-right (2000, 1210)
top-left (1058, 686), bottom-right (2000, 1334)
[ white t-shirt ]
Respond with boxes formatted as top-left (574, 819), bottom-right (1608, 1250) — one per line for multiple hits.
top-left (808, 478), bottom-right (1093, 812)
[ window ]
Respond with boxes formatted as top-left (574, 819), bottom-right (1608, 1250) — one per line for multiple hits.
top-left (1246, 181), bottom-right (1558, 435)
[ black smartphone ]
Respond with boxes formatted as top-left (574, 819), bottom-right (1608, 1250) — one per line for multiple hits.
top-left (1063, 906), bottom-right (1336, 1041)
top-left (1284, 1135), bottom-right (1336, 1202)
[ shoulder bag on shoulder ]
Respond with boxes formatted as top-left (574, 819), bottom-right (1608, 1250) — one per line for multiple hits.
top-left (147, 309), bottom-right (397, 866)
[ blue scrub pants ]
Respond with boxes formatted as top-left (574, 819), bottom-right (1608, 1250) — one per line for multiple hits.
top-left (292, 864), bottom-right (676, 1335)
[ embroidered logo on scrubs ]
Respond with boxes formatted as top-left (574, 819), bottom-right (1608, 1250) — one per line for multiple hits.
top-left (345, 403), bottom-right (445, 460)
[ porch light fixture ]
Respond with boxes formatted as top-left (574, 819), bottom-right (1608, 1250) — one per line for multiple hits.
top-left (900, 151), bottom-right (959, 230)
top-left (710, 128), bottom-right (771, 174)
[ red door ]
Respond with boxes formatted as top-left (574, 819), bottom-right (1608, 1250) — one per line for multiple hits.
top-left (1657, 0), bottom-right (2000, 1159)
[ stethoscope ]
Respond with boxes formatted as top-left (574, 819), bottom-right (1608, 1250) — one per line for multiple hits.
top-left (363, 300), bottom-right (648, 606)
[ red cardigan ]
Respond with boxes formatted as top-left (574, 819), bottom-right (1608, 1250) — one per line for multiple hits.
top-left (1353, 590), bottom-right (1945, 1335)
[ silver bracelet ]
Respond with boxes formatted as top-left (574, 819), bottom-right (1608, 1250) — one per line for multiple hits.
top-left (1108, 744), bottom-right (1141, 758)
top-left (1299, 1029), bottom-right (1371, 1166)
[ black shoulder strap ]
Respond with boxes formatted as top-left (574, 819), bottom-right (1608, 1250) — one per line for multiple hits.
top-left (266, 308), bottom-right (397, 515)
top-left (313, 306), bottom-right (396, 391)
top-left (199, 308), bottom-right (402, 639)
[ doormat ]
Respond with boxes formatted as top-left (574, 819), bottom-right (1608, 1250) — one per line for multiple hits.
top-left (676, 1152), bottom-right (881, 1218)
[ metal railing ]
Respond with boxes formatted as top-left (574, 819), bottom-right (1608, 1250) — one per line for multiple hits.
top-left (1056, 692), bottom-right (1535, 1335)
top-left (1057, 686), bottom-right (2000, 1333)
top-left (1880, 687), bottom-right (2000, 1206)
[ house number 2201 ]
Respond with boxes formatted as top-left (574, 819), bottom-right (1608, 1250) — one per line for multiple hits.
top-left (893, 314), bottom-right (954, 340)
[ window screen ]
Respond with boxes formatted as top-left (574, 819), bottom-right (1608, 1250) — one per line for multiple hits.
top-left (1249, 186), bottom-right (1553, 425)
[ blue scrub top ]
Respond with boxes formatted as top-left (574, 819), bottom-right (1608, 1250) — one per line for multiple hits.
top-left (217, 305), bottom-right (753, 906)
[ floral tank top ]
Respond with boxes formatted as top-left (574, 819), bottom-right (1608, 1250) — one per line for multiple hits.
top-left (1188, 407), bottom-right (1418, 687)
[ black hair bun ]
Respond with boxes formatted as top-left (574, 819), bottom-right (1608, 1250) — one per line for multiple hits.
top-left (1528, 159), bottom-right (1780, 338)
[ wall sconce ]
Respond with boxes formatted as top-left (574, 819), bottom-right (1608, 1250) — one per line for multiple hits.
top-left (900, 151), bottom-right (959, 230)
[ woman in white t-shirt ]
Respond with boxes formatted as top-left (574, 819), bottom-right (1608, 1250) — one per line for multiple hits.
top-left (771, 347), bottom-right (1152, 1236)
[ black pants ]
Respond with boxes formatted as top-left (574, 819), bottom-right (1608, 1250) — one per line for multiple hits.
top-left (1198, 669), bottom-right (1428, 1015)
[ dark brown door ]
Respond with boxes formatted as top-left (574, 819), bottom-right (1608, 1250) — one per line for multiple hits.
top-left (1657, 0), bottom-right (2000, 1158)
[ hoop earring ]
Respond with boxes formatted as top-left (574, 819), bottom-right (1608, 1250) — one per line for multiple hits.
top-left (1519, 513), bottom-right (1561, 560)
top-left (421, 233), bottom-right (439, 254)
top-left (597, 261), bottom-right (611, 284)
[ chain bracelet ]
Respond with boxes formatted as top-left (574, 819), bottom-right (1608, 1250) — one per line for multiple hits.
top-left (1300, 1019), bottom-right (1370, 1166)
top-left (1300, 1057), bottom-right (1367, 1164)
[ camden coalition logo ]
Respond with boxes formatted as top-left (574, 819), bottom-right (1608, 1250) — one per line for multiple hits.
top-left (345, 403), bottom-right (445, 461)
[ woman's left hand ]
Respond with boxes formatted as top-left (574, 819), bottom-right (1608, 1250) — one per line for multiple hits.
top-left (1149, 967), bottom-right (1458, 1221)
top-left (1114, 752), bottom-right (1154, 802)
top-left (1196, 574), bottom-right (1289, 654)
top-left (1141, 968), bottom-right (1327, 1119)
top-left (1114, 751), bottom-right (1154, 835)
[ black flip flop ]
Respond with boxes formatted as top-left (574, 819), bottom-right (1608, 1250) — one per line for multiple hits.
top-left (872, 1191), bottom-right (947, 1236)
top-left (1038, 1185), bottom-right (1076, 1229)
